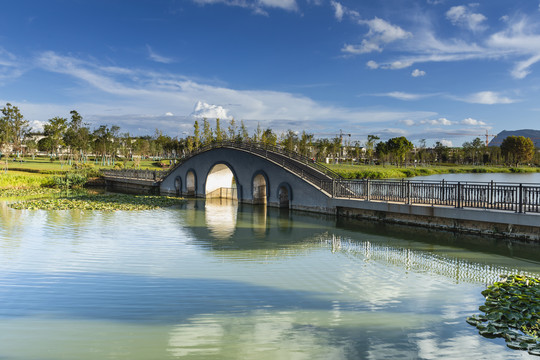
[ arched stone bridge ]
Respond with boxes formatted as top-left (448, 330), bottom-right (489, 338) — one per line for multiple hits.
top-left (160, 141), bottom-right (339, 212)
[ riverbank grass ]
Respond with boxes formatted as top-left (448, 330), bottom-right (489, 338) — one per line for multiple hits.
top-left (326, 164), bottom-right (540, 179)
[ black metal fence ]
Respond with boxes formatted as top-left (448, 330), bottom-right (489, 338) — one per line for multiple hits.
top-left (324, 178), bottom-right (540, 213)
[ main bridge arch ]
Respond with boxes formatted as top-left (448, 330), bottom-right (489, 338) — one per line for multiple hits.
top-left (160, 145), bottom-right (334, 210)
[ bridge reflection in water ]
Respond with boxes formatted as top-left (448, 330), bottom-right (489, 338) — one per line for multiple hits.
top-left (179, 200), bottom-right (540, 284)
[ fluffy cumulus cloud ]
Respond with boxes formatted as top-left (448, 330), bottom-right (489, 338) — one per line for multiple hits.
top-left (29, 119), bottom-right (45, 132)
top-left (411, 69), bottom-right (426, 77)
top-left (190, 101), bottom-right (233, 120)
top-left (464, 91), bottom-right (516, 104)
top-left (461, 117), bottom-right (486, 126)
top-left (420, 117), bottom-right (452, 126)
top-left (439, 139), bottom-right (453, 147)
top-left (446, 5), bottom-right (487, 32)
top-left (342, 17), bottom-right (411, 54)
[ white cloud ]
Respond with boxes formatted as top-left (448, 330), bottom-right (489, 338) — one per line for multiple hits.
top-left (165, 112), bottom-right (174, 116)
top-left (383, 91), bottom-right (425, 101)
top-left (464, 91), bottom-right (516, 104)
top-left (147, 45), bottom-right (174, 64)
top-left (27, 51), bottom-right (437, 135)
top-left (461, 117), bottom-right (486, 126)
top-left (366, 60), bottom-right (379, 69)
top-left (29, 119), bottom-right (45, 133)
top-left (400, 119), bottom-right (415, 126)
top-left (411, 69), bottom-right (426, 77)
top-left (440, 139), bottom-right (453, 147)
top-left (331, 1), bottom-right (344, 21)
top-left (191, 0), bottom-right (297, 14)
top-left (342, 17), bottom-right (411, 55)
top-left (446, 5), bottom-right (487, 32)
top-left (190, 101), bottom-right (232, 120)
top-left (420, 117), bottom-right (452, 126)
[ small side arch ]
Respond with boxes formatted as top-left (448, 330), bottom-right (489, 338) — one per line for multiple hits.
top-left (277, 182), bottom-right (293, 208)
top-left (251, 170), bottom-right (270, 205)
top-left (186, 169), bottom-right (197, 196)
top-left (174, 176), bottom-right (182, 197)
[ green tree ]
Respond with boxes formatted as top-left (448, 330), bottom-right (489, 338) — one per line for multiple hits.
top-left (500, 136), bottom-right (535, 166)
top-left (281, 130), bottom-right (298, 152)
top-left (434, 141), bottom-right (449, 163)
top-left (1, 103), bottom-right (29, 154)
top-left (215, 118), bottom-right (225, 142)
top-left (202, 118), bottom-right (213, 145)
top-left (240, 120), bottom-right (249, 141)
top-left (298, 131), bottom-right (313, 157)
top-left (193, 120), bottom-right (201, 149)
top-left (375, 141), bottom-right (388, 164)
top-left (43, 117), bottom-right (68, 156)
top-left (227, 118), bottom-right (237, 140)
top-left (261, 128), bottom-right (277, 147)
top-left (366, 135), bottom-right (379, 164)
top-left (63, 110), bottom-right (90, 160)
top-left (386, 136), bottom-right (413, 166)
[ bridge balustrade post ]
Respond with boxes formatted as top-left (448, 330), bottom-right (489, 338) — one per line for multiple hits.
top-left (456, 182), bottom-right (461, 208)
top-left (407, 181), bottom-right (411, 204)
top-left (518, 183), bottom-right (523, 213)
top-left (366, 179), bottom-right (370, 201)
top-left (490, 180), bottom-right (494, 209)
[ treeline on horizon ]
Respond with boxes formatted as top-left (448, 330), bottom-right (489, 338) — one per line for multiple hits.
top-left (1, 103), bottom-right (539, 167)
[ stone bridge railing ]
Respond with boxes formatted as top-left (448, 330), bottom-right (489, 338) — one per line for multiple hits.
top-left (102, 169), bottom-right (168, 182)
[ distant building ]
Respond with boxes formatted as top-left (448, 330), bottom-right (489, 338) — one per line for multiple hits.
top-left (488, 129), bottom-right (540, 148)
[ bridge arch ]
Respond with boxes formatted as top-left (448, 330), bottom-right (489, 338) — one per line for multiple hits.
top-left (186, 169), bottom-right (197, 195)
top-left (252, 170), bottom-right (269, 205)
top-left (160, 144), bottom-right (335, 211)
top-left (205, 162), bottom-right (240, 200)
top-left (277, 182), bottom-right (293, 208)
top-left (174, 176), bottom-right (182, 196)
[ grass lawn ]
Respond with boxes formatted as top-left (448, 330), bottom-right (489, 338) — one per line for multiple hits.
top-left (325, 163), bottom-right (540, 179)
top-left (2, 156), bottom-right (164, 174)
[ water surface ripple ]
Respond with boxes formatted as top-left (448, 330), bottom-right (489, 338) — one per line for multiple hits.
top-left (0, 199), bottom-right (538, 359)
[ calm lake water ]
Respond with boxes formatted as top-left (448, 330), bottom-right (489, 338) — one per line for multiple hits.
top-left (1, 198), bottom-right (539, 359)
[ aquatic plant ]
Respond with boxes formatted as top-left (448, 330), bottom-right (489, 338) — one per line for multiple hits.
top-left (9, 193), bottom-right (185, 211)
top-left (467, 275), bottom-right (540, 356)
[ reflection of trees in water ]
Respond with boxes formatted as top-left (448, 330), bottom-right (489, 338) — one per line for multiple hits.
top-left (319, 234), bottom-right (539, 284)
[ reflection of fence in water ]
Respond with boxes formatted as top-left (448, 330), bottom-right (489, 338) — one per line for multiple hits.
top-left (320, 234), bottom-right (537, 284)
top-left (206, 187), bottom-right (238, 200)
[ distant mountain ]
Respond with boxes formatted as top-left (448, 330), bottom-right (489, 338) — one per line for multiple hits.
top-left (488, 129), bottom-right (540, 147)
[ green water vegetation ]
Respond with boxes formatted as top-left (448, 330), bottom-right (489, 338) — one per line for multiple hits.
top-left (9, 193), bottom-right (184, 211)
top-left (326, 164), bottom-right (540, 180)
top-left (467, 275), bottom-right (540, 356)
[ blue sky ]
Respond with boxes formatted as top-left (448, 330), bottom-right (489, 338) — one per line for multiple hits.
top-left (1, 0), bottom-right (540, 146)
